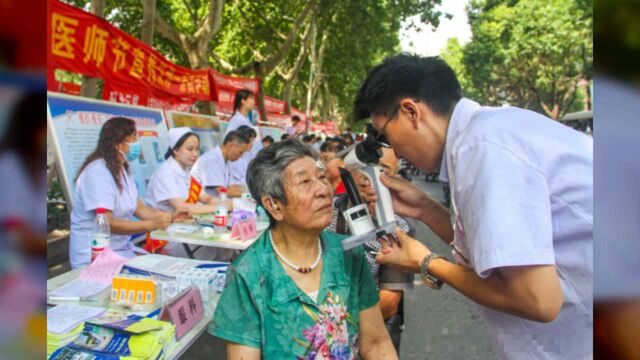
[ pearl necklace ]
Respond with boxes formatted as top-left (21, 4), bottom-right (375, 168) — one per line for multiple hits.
top-left (269, 230), bottom-right (322, 274)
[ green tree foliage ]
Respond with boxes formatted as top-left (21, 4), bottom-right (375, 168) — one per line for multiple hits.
top-left (456, 0), bottom-right (592, 119)
top-left (61, 0), bottom-right (446, 128)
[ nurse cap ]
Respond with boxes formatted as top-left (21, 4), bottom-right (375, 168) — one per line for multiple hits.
top-left (169, 127), bottom-right (193, 149)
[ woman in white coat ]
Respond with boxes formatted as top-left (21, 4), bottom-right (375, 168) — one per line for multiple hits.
top-left (69, 117), bottom-right (176, 268)
top-left (146, 127), bottom-right (231, 215)
top-left (145, 127), bottom-right (232, 258)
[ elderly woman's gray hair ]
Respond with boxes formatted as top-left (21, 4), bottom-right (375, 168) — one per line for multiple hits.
top-left (247, 138), bottom-right (320, 211)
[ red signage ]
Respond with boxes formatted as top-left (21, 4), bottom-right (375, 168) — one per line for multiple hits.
top-left (266, 113), bottom-right (291, 128)
top-left (264, 96), bottom-right (286, 114)
top-left (47, 0), bottom-right (216, 108)
top-left (210, 69), bottom-right (259, 93)
top-left (160, 286), bottom-right (204, 340)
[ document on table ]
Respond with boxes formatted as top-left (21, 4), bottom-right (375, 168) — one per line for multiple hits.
top-left (49, 278), bottom-right (109, 298)
top-left (124, 254), bottom-right (226, 278)
top-left (47, 304), bottom-right (106, 334)
top-left (167, 223), bottom-right (200, 234)
top-left (78, 248), bottom-right (131, 284)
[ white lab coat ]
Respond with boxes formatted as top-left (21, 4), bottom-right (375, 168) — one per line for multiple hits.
top-left (70, 159), bottom-right (138, 268)
top-left (440, 98), bottom-right (593, 359)
top-left (225, 112), bottom-right (262, 185)
top-left (191, 146), bottom-right (230, 189)
top-left (145, 157), bottom-right (191, 213)
top-left (145, 157), bottom-right (218, 259)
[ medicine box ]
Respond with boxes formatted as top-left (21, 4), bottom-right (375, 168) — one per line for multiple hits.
top-left (111, 275), bottom-right (156, 304)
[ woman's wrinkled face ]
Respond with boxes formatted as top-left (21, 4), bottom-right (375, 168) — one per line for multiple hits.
top-left (173, 135), bottom-right (200, 167)
top-left (280, 156), bottom-right (334, 231)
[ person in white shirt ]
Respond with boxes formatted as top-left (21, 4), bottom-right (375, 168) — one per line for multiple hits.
top-left (228, 125), bottom-right (257, 186)
top-left (70, 117), bottom-right (181, 268)
top-left (283, 115), bottom-right (302, 137)
top-left (145, 127), bottom-right (229, 258)
top-left (146, 127), bottom-right (230, 215)
top-left (225, 89), bottom-right (263, 180)
top-left (191, 130), bottom-right (252, 198)
top-left (354, 54), bottom-right (593, 359)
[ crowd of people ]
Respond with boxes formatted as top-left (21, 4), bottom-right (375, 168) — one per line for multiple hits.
top-left (66, 53), bottom-right (593, 359)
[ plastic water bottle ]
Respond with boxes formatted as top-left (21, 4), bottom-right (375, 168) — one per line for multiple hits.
top-left (219, 187), bottom-right (228, 203)
top-left (214, 188), bottom-right (229, 232)
top-left (91, 208), bottom-right (110, 262)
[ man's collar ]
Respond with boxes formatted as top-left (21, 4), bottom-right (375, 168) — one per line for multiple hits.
top-left (216, 145), bottom-right (228, 163)
top-left (438, 98), bottom-right (482, 183)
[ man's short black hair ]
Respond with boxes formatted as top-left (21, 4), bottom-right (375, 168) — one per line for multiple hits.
top-left (291, 115), bottom-right (301, 122)
top-left (354, 53), bottom-right (462, 121)
top-left (262, 135), bottom-right (275, 144)
top-left (303, 134), bottom-right (315, 142)
top-left (236, 125), bottom-right (257, 138)
top-left (281, 133), bottom-right (290, 141)
top-left (223, 130), bottom-right (251, 145)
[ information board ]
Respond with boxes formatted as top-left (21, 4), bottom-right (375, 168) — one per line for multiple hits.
top-left (47, 93), bottom-right (169, 206)
top-left (164, 111), bottom-right (223, 154)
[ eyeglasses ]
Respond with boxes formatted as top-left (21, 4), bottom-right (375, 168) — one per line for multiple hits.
top-left (373, 100), bottom-right (420, 147)
top-left (374, 104), bottom-right (401, 148)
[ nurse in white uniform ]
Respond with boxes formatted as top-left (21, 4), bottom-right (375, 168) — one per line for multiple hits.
top-left (69, 117), bottom-right (175, 269)
top-left (146, 127), bottom-right (230, 258)
top-left (146, 127), bottom-right (229, 214)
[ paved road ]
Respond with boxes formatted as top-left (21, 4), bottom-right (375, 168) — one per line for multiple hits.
top-left (183, 177), bottom-right (497, 359)
top-left (398, 178), bottom-right (496, 359)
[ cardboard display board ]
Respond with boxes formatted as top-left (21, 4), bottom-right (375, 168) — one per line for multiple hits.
top-left (47, 92), bottom-right (169, 208)
top-left (164, 111), bottom-right (223, 154)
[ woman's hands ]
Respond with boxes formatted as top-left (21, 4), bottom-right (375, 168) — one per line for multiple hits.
top-left (147, 211), bottom-right (172, 231)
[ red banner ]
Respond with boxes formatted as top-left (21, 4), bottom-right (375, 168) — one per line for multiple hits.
top-left (266, 113), bottom-right (291, 128)
top-left (103, 79), bottom-right (194, 111)
top-left (214, 88), bottom-right (237, 116)
top-left (210, 69), bottom-right (259, 93)
top-left (264, 96), bottom-right (287, 114)
top-left (47, 0), bottom-right (216, 107)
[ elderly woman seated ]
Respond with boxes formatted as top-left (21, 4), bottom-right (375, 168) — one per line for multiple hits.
top-left (210, 139), bottom-right (397, 359)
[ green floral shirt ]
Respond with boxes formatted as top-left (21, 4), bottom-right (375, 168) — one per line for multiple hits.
top-left (209, 229), bottom-right (379, 359)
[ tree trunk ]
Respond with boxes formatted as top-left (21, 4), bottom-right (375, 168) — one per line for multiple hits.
top-left (140, 0), bottom-right (156, 45)
top-left (584, 80), bottom-right (591, 110)
top-left (282, 83), bottom-right (293, 114)
top-left (80, 0), bottom-right (104, 98)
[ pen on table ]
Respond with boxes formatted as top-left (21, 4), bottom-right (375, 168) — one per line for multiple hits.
top-left (47, 296), bottom-right (99, 302)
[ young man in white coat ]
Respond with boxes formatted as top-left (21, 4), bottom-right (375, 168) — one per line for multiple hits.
top-left (355, 54), bottom-right (593, 359)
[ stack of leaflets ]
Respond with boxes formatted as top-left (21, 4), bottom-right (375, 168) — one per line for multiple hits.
top-left (47, 304), bottom-right (107, 358)
top-left (47, 323), bottom-right (84, 358)
top-left (49, 312), bottom-right (176, 360)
